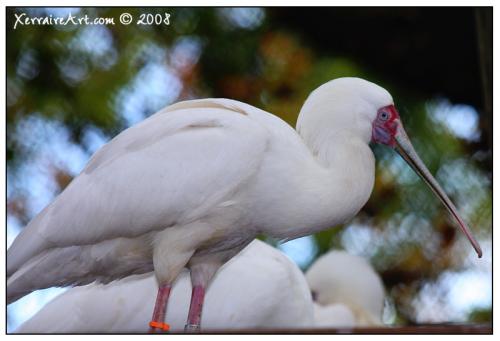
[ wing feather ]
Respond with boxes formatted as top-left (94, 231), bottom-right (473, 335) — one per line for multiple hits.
top-left (8, 99), bottom-right (270, 275)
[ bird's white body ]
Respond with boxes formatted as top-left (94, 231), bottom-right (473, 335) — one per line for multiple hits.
top-left (15, 240), bottom-right (314, 332)
top-left (8, 78), bottom-right (389, 302)
top-left (306, 251), bottom-right (385, 327)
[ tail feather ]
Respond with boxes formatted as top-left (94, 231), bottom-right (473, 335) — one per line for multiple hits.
top-left (7, 236), bottom-right (154, 304)
top-left (7, 246), bottom-right (84, 304)
top-left (7, 207), bottom-right (52, 277)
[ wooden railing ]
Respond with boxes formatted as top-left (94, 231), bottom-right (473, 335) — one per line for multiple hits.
top-left (12, 324), bottom-right (492, 334)
top-left (188, 324), bottom-right (492, 334)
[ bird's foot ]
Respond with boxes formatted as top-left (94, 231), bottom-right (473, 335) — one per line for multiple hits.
top-left (184, 323), bottom-right (200, 333)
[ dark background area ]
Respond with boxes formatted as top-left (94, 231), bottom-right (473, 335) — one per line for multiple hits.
top-left (269, 7), bottom-right (493, 156)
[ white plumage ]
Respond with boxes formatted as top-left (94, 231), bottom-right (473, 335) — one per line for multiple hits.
top-left (15, 240), bottom-right (314, 332)
top-left (16, 244), bottom-right (387, 332)
top-left (8, 79), bottom-right (383, 301)
top-left (306, 251), bottom-right (385, 327)
top-left (7, 77), bottom-right (480, 330)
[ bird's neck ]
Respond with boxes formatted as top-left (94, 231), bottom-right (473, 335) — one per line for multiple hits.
top-left (304, 130), bottom-right (371, 168)
top-left (256, 130), bottom-right (376, 241)
top-left (301, 133), bottom-right (376, 233)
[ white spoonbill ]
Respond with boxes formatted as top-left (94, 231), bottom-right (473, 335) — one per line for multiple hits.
top-left (7, 77), bottom-right (482, 332)
top-left (14, 240), bottom-right (314, 333)
top-left (306, 251), bottom-right (385, 328)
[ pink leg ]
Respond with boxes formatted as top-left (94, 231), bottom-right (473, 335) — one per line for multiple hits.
top-left (149, 284), bottom-right (172, 333)
top-left (185, 285), bottom-right (205, 332)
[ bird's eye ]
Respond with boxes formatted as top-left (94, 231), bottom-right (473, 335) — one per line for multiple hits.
top-left (311, 290), bottom-right (318, 301)
top-left (379, 111), bottom-right (389, 121)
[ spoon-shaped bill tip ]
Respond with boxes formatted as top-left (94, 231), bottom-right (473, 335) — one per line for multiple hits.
top-left (394, 124), bottom-right (482, 258)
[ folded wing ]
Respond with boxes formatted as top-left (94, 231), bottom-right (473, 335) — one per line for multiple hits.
top-left (7, 99), bottom-right (270, 277)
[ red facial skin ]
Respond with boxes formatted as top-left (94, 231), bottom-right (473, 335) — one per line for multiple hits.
top-left (371, 104), bottom-right (400, 147)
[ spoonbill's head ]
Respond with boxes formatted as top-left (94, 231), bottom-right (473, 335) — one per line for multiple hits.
top-left (306, 251), bottom-right (385, 326)
top-left (298, 77), bottom-right (482, 257)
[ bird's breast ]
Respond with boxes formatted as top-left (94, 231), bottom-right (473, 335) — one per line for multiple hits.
top-left (243, 141), bottom-right (376, 240)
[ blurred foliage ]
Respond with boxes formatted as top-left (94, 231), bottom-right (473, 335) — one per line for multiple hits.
top-left (6, 7), bottom-right (492, 326)
top-left (468, 308), bottom-right (493, 324)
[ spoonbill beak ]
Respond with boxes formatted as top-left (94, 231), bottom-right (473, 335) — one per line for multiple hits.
top-left (394, 123), bottom-right (482, 258)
